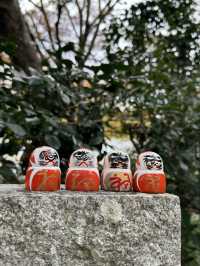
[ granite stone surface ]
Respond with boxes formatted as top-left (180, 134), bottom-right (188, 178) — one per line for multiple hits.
top-left (0, 185), bottom-right (181, 266)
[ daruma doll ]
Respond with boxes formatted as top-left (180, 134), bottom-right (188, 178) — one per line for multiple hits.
top-left (65, 148), bottom-right (100, 191)
top-left (25, 146), bottom-right (61, 191)
top-left (101, 151), bottom-right (132, 191)
top-left (133, 151), bottom-right (166, 193)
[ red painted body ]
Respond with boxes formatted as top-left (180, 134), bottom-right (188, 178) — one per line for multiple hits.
top-left (133, 173), bottom-right (166, 193)
top-left (65, 169), bottom-right (100, 191)
top-left (25, 168), bottom-right (61, 191)
top-left (103, 171), bottom-right (132, 192)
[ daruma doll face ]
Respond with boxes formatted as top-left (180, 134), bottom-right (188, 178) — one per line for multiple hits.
top-left (69, 149), bottom-right (97, 168)
top-left (25, 146), bottom-right (61, 191)
top-left (138, 152), bottom-right (163, 171)
top-left (28, 146), bottom-right (60, 168)
top-left (108, 152), bottom-right (129, 169)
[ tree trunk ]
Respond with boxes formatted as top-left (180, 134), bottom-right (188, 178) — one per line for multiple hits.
top-left (0, 0), bottom-right (41, 72)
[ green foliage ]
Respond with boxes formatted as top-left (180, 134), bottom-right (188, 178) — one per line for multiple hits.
top-left (0, 63), bottom-right (104, 181)
top-left (101, 0), bottom-right (200, 264)
top-left (0, 40), bottom-right (16, 57)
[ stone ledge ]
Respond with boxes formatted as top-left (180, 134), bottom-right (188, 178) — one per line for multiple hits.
top-left (0, 185), bottom-right (181, 266)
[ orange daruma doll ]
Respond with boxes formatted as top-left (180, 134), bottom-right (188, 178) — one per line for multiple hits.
top-left (133, 151), bottom-right (166, 193)
top-left (25, 146), bottom-right (61, 191)
top-left (65, 148), bottom-right (100, 191)
top-left (101, 151), bottom-right (132, 191)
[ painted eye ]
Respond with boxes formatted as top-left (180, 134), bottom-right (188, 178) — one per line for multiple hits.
top-left (110, 153), bottom-right (118, 159)
top-left (119, 155), bottom-right (128, 162)
top-left (39, 152), bottom-right (45, 159)
top-left (39, 151), bottom-right (49, 160)
top-left (74, 151), bottom-right (83, 158)
top-left (111, 153), bottom-right (118, 156)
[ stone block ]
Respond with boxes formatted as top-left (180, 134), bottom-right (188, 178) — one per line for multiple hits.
top-left (0, 185), bottom-right (181, 266)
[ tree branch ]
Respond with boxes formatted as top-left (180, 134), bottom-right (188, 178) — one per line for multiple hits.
top-left (83, 0), bottom-right (91, 43)
top-left (91, 0), bottom-right (118, 27)
top-left (55, 1), bottom-right (64, 53)
top-left (84, 19), bottom-right (101, 63)
top-left (83, 0), bottom-right (119, 63)
top-left (127, 125), bottom-right (141, 154)
top-left (29, 0), bottom-right (41, 10)
top-left (25, 20), bottom-right (44, 61)
top-left (26, 13), bottom-right (48, 54)
top-left (39, 0), bottom-right (56, 52)
top-left (26, 12), bottom-right (55, 65)
top-left (75, 0), bottom-right (83, 39)
top-left (64, 5), bottom-right (79, 39)
top-left (98, 0), bottom-right (102, 13)
top-left (85, 0), bottom-right (91, 28)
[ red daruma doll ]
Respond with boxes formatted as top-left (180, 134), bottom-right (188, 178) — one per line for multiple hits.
top-left (133, 151), bottom-right (166, 193)
top-left (102, 151), bottom-right (132, 191)
top-left (65, 148), bottom-right (100, 191)
top-left (25, 146), bottom-right (61, 191)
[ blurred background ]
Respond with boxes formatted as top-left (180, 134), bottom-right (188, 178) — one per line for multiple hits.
top-left (0, 0), bottom-right (200, 264)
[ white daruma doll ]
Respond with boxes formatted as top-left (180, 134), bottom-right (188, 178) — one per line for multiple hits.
top-left (102, 151), bottom-right (132, 191)
top-left (133, 151), bottom-right (166, 193)
top-left (25, 146), bottom-right (61, 191)
top-left (65, 148), bottom-right (100, 191)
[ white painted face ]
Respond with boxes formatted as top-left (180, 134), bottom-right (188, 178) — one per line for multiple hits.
top-left (28, 146), bottom-right (60, 168)
top-left (104, 151), bottom-right (130, 170)
top-left (137, 151), bottom-right (163, 171)
top-left (69, 149), bottom-right (97, 168)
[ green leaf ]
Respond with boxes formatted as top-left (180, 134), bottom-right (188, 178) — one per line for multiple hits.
top-left (60, 91), bottom-right (70, 105)
top-left (6, 123), bottom-right (26, 137)
top-left (44, 135), bottom-right (61, 150)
